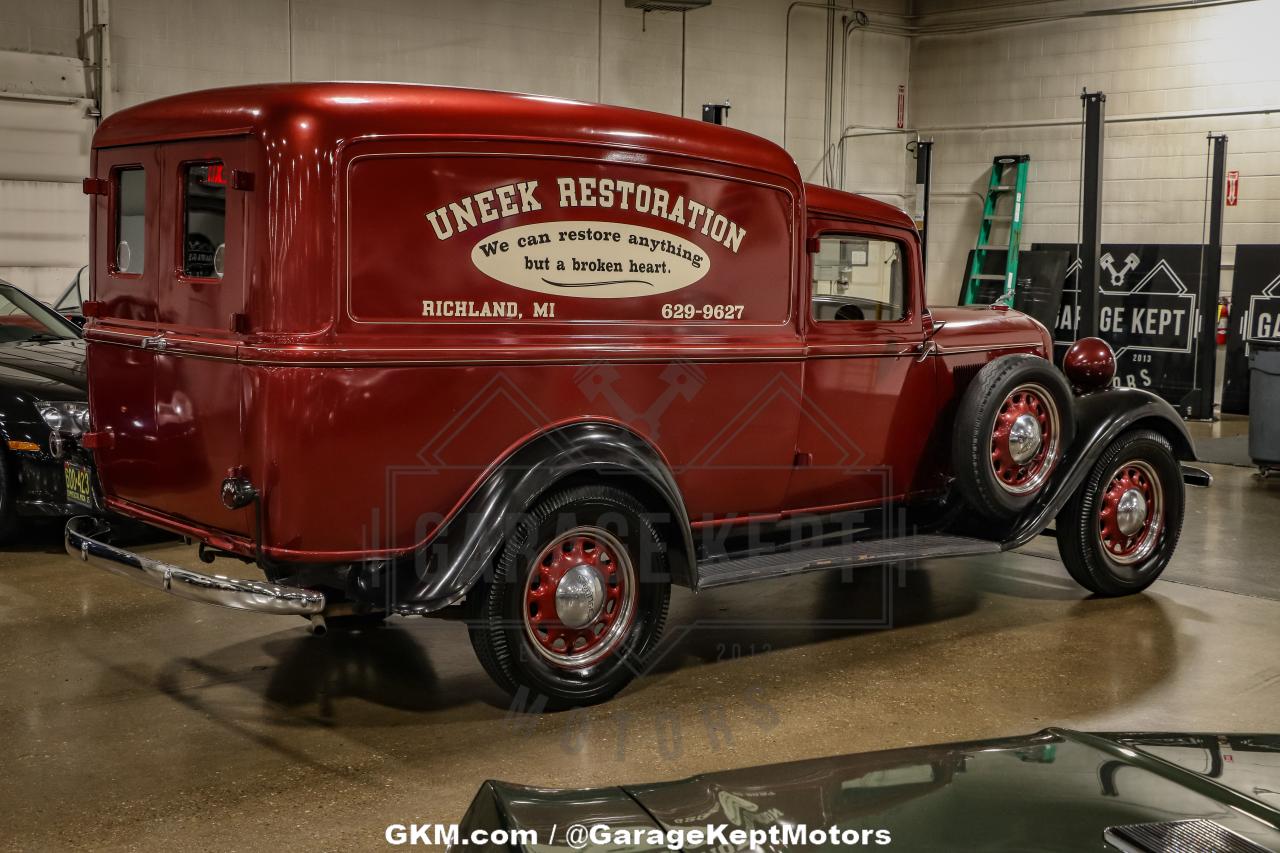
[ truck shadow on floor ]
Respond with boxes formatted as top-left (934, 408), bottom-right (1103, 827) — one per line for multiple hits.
top-left (153, 623), bottom-right (510, 725)
top-left (149, 558), bottom-right (1178, 730)
top-left (647, 565), bottom-right (979, 674)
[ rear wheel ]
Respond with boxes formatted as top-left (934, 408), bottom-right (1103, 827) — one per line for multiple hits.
top-left (469, 485), bottom-right (670, 710)
top-left (1057, 429), bottom-right (1184, 596)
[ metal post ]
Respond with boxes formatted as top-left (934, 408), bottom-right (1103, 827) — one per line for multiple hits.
top-left (913, 139), bottom-right (933, 270)
top-left (1078, 91), bottom-right (1106, 339)
top-left (1194, 133), bottom-right (1228, 420)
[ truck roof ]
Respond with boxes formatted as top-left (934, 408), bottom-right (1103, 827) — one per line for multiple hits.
top-left (92, 82), bottom-right (803, 185)
top-left (804, 183), bottom-right (916, 231)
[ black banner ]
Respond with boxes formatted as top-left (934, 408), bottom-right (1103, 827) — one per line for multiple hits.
top-left (959, 249), bottom-right (1068, 333)
top-left (1223, 244), bottom-right (1280, 415)
top-left (1033, 243), bottom-right (1211, 414)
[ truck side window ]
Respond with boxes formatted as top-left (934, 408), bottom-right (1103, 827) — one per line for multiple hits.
top-left (811, 235), bottom-right (906, 322)
top-left (113, 167), bottom-right (146, 274)
top-left (182, 162), bottom-right (227, 279)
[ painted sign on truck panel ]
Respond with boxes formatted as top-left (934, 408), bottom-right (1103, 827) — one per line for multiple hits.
top-left (345, 152), bottom-right (793, 326)
top-left (469, 221), bottom-right (710, 299)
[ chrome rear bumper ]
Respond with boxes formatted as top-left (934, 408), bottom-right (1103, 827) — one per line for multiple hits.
top-left (65, 516), bottom-right (325, 616)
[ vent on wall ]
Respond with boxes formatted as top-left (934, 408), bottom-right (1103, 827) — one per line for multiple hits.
top-left (625, 0), bottom-right (711, 10)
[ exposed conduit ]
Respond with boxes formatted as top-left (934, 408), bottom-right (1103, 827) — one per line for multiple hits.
top-left (815, 105), bottom-right (1280, 187)
top-left (864, 0), bottom-right (1261, 36)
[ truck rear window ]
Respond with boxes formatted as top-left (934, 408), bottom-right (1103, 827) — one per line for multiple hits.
top-left (182, 162), bottom-right (226, 279)
top-left (114, 167), bottom-right (145, 274)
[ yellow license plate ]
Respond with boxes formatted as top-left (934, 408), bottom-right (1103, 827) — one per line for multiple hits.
top-left (64, 462), bottom-right (94, 507)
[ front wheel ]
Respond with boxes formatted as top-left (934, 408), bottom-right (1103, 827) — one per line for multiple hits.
top-left (952, 354), bottom-right (1075, 520)
top-left (468, 485), bottom-right (671, 710)
top-left (1057, 429), bottom-right (1184, 596)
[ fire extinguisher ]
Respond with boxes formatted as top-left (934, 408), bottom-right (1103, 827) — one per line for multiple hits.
top-left (1216, 297), bottom-right (1230, 345)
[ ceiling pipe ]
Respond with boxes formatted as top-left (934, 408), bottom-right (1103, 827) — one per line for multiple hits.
top-left (867, 0), bottom-right (1260, 36)
top-left (916, 104), bottom-right (1280, 134)
top-left (821, 103), bottom-right (1280, 193)
top-left (808, 125), bottom-right (916, 183)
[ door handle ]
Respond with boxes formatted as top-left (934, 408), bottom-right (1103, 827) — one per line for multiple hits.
top-left (897, 340), bottom-right (936, 361)
top-left (895, 319), bottom-right (948, 361)
top-left (140, 335), bottom-right (168, 352)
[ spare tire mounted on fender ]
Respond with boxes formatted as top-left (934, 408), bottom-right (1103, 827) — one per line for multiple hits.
top-left (952, 354), bottom-right (1075, 519)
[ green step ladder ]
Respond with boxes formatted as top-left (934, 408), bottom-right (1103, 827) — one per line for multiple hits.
top-left (961, 154), bottom-right (1030, 306)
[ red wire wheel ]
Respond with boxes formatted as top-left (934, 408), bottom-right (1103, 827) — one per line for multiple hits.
top-left (990, 382), bottom-right (1061, 495)
top-left (522, 526), bottom-right (637, 669)
top-left (1096, 459), bottom-right (1164, 565)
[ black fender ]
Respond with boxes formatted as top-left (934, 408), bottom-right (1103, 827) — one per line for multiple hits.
top-left (1003, 388), bottom-right (1195, 550)
top-left (384, 421), bottom-right (695, 614)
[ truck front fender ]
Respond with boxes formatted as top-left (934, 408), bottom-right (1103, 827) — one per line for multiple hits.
top-left (383, 421), bottom-right (694, 614)
top-left (1003, 388), bottom-right (1196, 550)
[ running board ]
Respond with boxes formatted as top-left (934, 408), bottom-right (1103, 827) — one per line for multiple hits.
top-left (695, 534), bottom-right (1003, 590)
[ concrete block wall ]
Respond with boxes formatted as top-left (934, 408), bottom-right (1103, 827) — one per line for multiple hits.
top-left (109, 0), bottom-right (908, 180)
top-left (910, 0), bottom-right (1280, 303)
top-left (8, 0), bottom-right (1279, 309)
top-left (0, 0), bottom-right (910, 300)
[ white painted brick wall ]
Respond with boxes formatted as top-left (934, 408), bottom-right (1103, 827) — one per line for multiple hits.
top-left (911, 0), bottom-right (1280, 304)
top-left (0, 0), bottom-right (911, 299)
top-left (0, 0), bottom-right (82, 57)
top-left (109, 0), bottom-right (910, 182)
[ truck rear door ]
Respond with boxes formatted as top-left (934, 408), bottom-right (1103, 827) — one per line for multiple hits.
top-left (86, 144), bottom-right (160, 506)
top-left (150, 140), bottom-right (253, 532)
top-left (89, 138), bottom-right (255, 535)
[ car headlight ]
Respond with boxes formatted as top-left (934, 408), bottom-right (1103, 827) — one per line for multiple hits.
top-left (34, 401), bottom-right (90, 436)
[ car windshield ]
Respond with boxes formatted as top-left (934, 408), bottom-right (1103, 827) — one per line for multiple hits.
top-left (54, 267), bottom-right (87, 312)
top-left (0, 281), bottom-right (80, 342)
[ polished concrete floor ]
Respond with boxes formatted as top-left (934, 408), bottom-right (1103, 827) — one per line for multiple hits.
top-left (1, 460), bottom-right (1277, 851)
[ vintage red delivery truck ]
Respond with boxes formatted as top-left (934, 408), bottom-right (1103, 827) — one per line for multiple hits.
top-left (69, 83), bottom-right (1204, 707)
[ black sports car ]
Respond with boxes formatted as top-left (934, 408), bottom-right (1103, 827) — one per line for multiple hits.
top-left (0, 278), bottom-right (100, 540)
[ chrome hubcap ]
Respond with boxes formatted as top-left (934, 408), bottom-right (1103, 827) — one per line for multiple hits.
top-left (1115, 488), bottom-right (1148, 537)
top-left (991, 383), bottom-right (1060, 495)
top-left (1008, 413), bottom-right (1042, 465)
top-left (554, 564), bottom-right (605, 629)
top-left (523, 526), bottom-right (637, 669)
top-left (1098, 460), bottom-right (1164, 565)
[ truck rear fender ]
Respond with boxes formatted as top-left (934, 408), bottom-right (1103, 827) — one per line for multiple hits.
top-left (386, 421), bottom-right (694, 614)
top-left (1004, 388), bottom-right (1195, 550)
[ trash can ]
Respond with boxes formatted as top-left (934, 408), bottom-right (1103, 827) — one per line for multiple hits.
top-left (1248, 338), bottom-right (1280, 468)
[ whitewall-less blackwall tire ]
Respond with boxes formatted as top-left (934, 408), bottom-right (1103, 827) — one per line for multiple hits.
top-left (1056, 429), bottom-right (1185, 596)
top-left (468, 485), bottom-right (671, 710)
top-left (952, 354), bottom-right (1076, 519)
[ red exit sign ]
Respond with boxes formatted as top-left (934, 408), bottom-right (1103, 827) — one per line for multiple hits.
top-left (1226, 170), bottom-right (1239, 206)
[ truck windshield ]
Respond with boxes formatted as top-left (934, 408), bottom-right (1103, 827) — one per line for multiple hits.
top-left (0, 282), bottom-right (80, 342)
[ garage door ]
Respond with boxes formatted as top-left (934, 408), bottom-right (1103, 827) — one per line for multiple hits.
top-left (0, 93), bottom-right (95, 302)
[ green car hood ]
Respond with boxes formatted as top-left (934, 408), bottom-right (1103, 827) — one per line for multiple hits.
top-left (455, 729), bottom-right (1280, 852)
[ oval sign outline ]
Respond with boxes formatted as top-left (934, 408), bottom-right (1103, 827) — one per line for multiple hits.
top-left (470, 220), bottom-right (711, 299)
